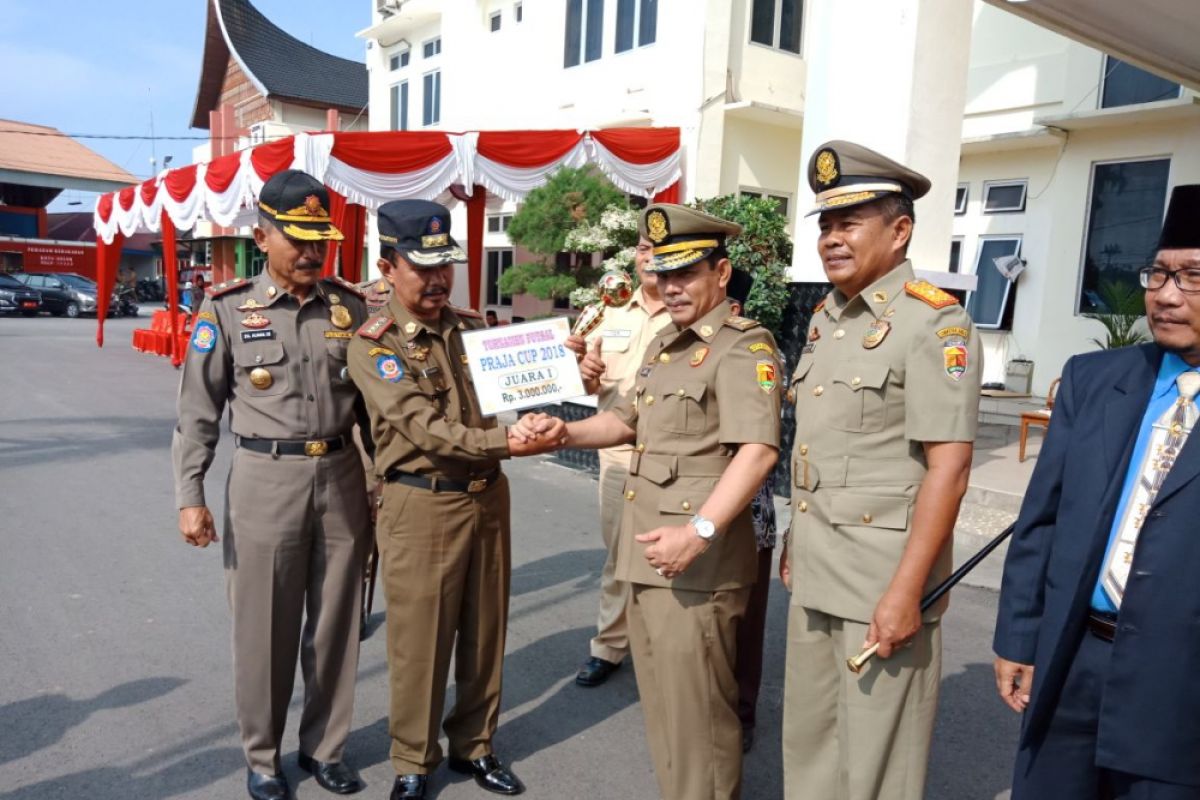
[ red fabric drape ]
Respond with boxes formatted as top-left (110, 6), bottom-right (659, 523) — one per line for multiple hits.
top-left (477, 130), bottom-right (582, 167)
top-left (249, 136), bottom-right (296, 180)
top-left (592, 127), bottom-right (680, 163)
top-left (96, 193), bottom-right (114, 225)
top-left (466, 185), bottom-right (485, 311)
top-left (164, 164), bottom-right (200, 201)
top-left (322, 189), bottom-right (348, 278)
top-left (340, 203), bottom-right (366, 283)
top-left (331, 131), bottom-right (452, 171)
top-left (161, 211), bottom-right (182, 367)
top-left (94, 232), bottom-right (123, 347)
top-left (139, 178), bottom-right (159, 206)
top-left (205, 151), bottom-right (243, 192)
top-left (653, 183), bottom-right (681, 204)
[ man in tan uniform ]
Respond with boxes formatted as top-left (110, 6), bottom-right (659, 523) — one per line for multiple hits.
top-left (523, 204), bottom-right (781, 800)
top-left (347, 200), bottom-right (557, 800)
top-left (565, 227), bottom-right (672, 687)
top-left (173, 170), bottom-right (372, 800)
top-left (781, 142), bottom-right (981, 800)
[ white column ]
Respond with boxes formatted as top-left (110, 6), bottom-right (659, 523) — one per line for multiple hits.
top-left (791, 0), bottom-right (973, 284)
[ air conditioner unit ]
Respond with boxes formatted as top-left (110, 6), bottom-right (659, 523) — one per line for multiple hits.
top-left (376, 0), bottom-right (403, 16)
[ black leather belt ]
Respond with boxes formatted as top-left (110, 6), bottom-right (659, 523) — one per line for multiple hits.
top-left (1087, 610), bottom-right (1118, 642)
top-left (236, 435), bottom-right (346, 457)
top-left (384, 469), bottom-right (499, 494)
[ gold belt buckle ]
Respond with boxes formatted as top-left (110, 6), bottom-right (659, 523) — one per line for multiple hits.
top-left (305, 440), bottom-right (329, 457)
top-left (467, 478), bottom-right (488, 493)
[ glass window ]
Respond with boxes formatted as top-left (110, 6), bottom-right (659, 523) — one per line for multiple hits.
top-left (616, 0), bottom-right (656, 52)
top-left (585, 0), bottom-right (604, 62)
top-left (1077, 158), bottom-right (1171, 313)
top-left (487, 214), bottom-right (513, 234)
top-left (422, 71), bottom-right (441, 126)
top-left (486, 249), bottom-right (514, 306)
top-left (750, 0), bottom-right (802, 54)
top-left (423, 37), bottom-right (441, 58)
top-left (564, 0), bottom-right (583, 67)
top-left (983, 180), bottom-right (1027, 214)
top-left (740, 189), bottom-right (790, 217)
top-left (490, 11), bottom-right (502, 31)
top-left (949, 238), bottom-right (963, 273)
top-left (955, 184), bottom-right (968, 215)
top-left (389, 50), bottom-right (410, 70)
top-left (966, 237), bottom-right (1021, 329)
top-left (390, 81), bottom-right (409, 131)
top-left (515, 2), bottom-right (523, 22)
top-left (1101, 56), bottom-right (1180, 109)
top-left (565, 0), bottom-right (603, 66)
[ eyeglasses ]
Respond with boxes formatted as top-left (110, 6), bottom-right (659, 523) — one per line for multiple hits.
top-left (1139, 267), bottom-right (1200, 294)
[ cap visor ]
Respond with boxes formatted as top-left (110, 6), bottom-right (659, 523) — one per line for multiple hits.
top-left (647, 247), bottom-right (714, 273)
top-left (805, 190), bottom-right (886, 217)
top-left (402, 244), bottom-right (469, 268)
top-left (281, 221), bottom-right (345, 241)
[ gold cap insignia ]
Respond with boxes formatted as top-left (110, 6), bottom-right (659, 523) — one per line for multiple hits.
top-left (815, 149), bottom-right (840, 187)
top-left (647, 210), bottom-right (669, 244)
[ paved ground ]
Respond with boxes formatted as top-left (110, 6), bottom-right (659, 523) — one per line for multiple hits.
top-left (0, 315), bottom-right (1022, 799)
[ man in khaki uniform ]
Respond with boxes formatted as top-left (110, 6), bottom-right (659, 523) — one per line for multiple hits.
top-left (347, 200), bottom-right (556, 800)
top-left (565, 226), bottom-right (672, 687)
top-left (781, 141), bottom-right (981, 800)
top-left (173, 170), bottom-right (372, 800)
top-left (524, 204), bottom-right (781, 799)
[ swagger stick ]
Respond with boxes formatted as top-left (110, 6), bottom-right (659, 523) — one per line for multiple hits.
top-left (846, 522), bottom-right (1017, 674)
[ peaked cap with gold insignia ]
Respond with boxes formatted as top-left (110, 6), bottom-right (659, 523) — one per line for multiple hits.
top-left (257, 169), bottom-right (344, 242)
top-left (378, 199), bottom-right (467, 268)
top-left (805, 140), bottom-right (930, 216)
top-left (641, 204), bottom-right (742, 273)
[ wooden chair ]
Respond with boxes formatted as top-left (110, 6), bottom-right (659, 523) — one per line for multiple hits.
top-left (1019, 377), bottom-right (1061, 462)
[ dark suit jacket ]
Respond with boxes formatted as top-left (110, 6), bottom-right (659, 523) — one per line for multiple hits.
top-left (994, 343), bottom-right (1200, 787)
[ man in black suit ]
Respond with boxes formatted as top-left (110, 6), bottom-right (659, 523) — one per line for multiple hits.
top-left (994, 184), bottom-right (1200, 799)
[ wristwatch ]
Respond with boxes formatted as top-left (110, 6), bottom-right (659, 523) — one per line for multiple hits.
top-left (689, 514), bottom-right (717, 541)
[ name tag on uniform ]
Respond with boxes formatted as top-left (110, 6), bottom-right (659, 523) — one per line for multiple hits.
top-left (324, 330), bottom-right (353, 340)
top-left (603, 329), bottom-right (632, 338)
top-left (241, 329), bottom-right (275, 342)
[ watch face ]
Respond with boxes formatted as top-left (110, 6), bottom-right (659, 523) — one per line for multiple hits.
top-left (693, 517), bottom-right (716, 540)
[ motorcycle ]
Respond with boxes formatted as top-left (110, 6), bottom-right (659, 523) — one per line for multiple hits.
top-left (113, 284), bottom-right (139, 317)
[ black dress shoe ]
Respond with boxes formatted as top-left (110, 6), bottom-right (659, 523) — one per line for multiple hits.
top-left (298, 753), bottom-right (365, 794)
top-left (575, 656), bottom-right (622, 687)
top-left (742, 726), bottom-right (754, 754)
top-left (390, 774), bottom-right (427, 800)
top-left (247, 769), bottom-right (291, 800)
top-left (448, 754), bottom-right (525, 795)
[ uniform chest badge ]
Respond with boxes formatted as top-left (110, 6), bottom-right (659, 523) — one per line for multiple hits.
top-left (330, 304), bottom-right (352, 330)
top-left (191, 321), bottom-right (218, 354)
top-left (863, 320), bottom-right (891, 349)
top-left (690, 347), bottom-right (710, 367)
top-left (404, 321), bottom-right (417, 335)
top-left (241, 312), bottom-right (270, 329)
top-left (376, 353), bottom-right (405, 383)
top-left (237, 298), bottom-right (267, 312)
top-left (699, 325), bottom-right (714, 338)
top-left (809, 327), bottom-right (821, 342)
top-left (405, 342), bottom-right (430, 362)
top-left (756, 360), bottom-right (777, 394)
top-left (249, 367), bottom-right (273, 389)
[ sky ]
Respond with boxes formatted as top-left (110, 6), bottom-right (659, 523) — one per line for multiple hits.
top-left (0, 0), bottom-right (368, 208)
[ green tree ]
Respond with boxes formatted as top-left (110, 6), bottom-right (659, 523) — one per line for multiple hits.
top-left (1083, 280), bottom-right (1149, 349)
top-left (690, 194), bottom-right (793, 338)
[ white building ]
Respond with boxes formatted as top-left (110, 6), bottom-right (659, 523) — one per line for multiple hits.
top-left (358, 0), bottom-right (1200, 394)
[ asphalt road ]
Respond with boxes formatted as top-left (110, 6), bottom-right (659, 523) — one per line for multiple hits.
top-left (0, 315), bottom-right (1022, 799)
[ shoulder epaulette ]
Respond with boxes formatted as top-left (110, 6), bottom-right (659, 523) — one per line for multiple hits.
top-left (723, 315), bottom-right (760, 332)
top-left (904, 280), bottom-right (958, 310)
top-left (207, 277), bottom-right (249, 298)
top-left (324, 275), bottom-right (366, 299)
top-left (451, 305), bottom-right (483, 320)
top-left (357, 315), bottom-right (394, 341)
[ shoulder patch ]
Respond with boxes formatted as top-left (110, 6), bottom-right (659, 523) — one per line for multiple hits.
top-left (207, 277), bottom-right (250, 298)
top-left (324, 275), bottom-right (366, 299)
top-left (905, 280), bottom-right (958, 310)
top-left (451, 305), bottom-right (483, 320)
top-left (814, 295), bottom-right (829, 313)
top-left (357, 315), bottom-right (394, 341)
top-left (723, 315), bottom-right (761, 332)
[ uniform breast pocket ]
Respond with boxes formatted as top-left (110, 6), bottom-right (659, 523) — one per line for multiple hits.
top-left (789, 358), bottom-right (814, 401)
top-left (233, 340), bottom-right (289, 397)
top-left (829, 363), bottom-right (889, 433)
top-left (659, 380), bottom-right (707, 435)
top-left (600, 331), bottom-right (632, 354)
top-left (325, 339), bottom-right (349, 383)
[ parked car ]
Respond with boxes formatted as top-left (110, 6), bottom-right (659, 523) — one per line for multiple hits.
top-left (0, 274), bottom-right (42, 316)
top-left (15, 272), bottom-right (108, 318)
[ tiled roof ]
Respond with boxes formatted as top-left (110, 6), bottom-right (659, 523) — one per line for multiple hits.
top-left (0, 120), bottom-right (137, 185)
top-left (191, 0), bottom-right (368, 129)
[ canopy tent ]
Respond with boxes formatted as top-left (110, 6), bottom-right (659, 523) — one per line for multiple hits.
top-left (92, 127), bottom-right (682, 364)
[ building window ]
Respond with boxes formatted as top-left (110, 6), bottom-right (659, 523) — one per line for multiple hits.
top-left (423, 37), bottom-right (442, 58)
top-left (750, 0), bottom-right (802, 54)
top-left (982, 180), bottom-right (1027, 214)
top-left (487, 214), bottom-right (513, 234)
top-left (422, 71), bottom-right (441, 126)
top-left (389, 49), bottom-right (410, 70)
top-left (1101, 56), bottom-right (1180, 109)
top-left (515, 2), bottom-right (523, 22)
top-left (966, 237), bottom-right (1022, 329)
top-left (564, 0), bottom-right (604, 67)
top-left (949, 238), bottom-right (963, 274)
top-left (616, 0), bottom-right (657, 53)
top-left (486, 249), bottom-right (514, 306)
top-left (490, 11), bottom-right (502, 31)
top-left (1077, 158), bottom-right (1171, 313)
top-left (740, 189), bottom-right (790, 218)
top-left (955, 183), bottom-right (968, 215)
top-left (389, 81), bottom-right (409, 131)
top-left (248, 247), bottom-right (267, 278)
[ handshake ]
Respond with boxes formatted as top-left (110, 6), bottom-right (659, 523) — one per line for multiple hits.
top-left (507, 412), bottom-right (569, 457)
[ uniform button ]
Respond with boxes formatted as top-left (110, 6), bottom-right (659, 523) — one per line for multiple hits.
top-left (681, 501), bottom-right (691, 511)
top-left (851, 376), bottom-right (862, 387)
top-left (625, 490), bottom-right (636, 501)
top-left (302, 356), bottom-right (309, 363)
top-left (798, 501), bottom-right (808, 513)
top-left (676, 388), bottom-right (685, 396)
top-left (799, 444), bottom-right (808, 456)
top-left (307, 394), bottom-right (315, 402)
top-left (834, 329), bottom-right (846, 339)
top-left (255, 355), bottom-right (264, 364)
top-left (659, 353), bottom-right (671, 363)
top-left (646, 395), bottom-right (655, 405)
top-left (813, 386), bottom-right (824, 396)
top-left (636, 443), bottom-right (645, 452)
top-left (861, 513), bottom-right (873, 524)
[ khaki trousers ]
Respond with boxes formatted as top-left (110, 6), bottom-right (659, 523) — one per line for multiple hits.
top-left (628, 584), bottom-right (750, 800)
top-left (783, 605), bottom-right (941, 800)
top-left (223, 446), bottom-right (370, 774)
top-left (376, 474), bottom-right (511, 775)
top-left (592, 449), bottom-right (632, 662)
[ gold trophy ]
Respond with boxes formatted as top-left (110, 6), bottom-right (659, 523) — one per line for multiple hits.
top-left (572, 270), bottom-right (634, 337)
